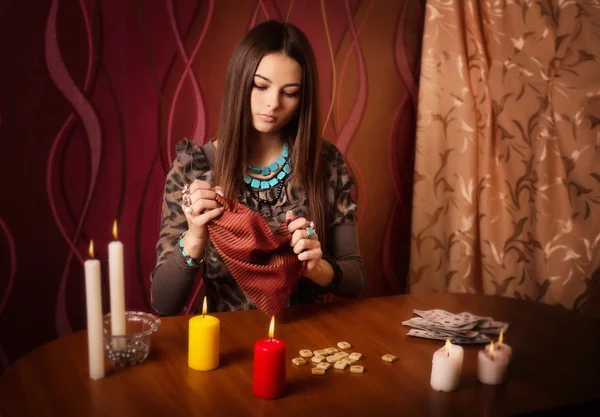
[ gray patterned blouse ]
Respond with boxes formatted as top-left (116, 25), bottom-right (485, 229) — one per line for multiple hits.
top-left (150, 139), bottom-right (366, 315)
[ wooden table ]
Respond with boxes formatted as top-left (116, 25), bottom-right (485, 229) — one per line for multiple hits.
top-left (1, 293), bottom-right (599, 416)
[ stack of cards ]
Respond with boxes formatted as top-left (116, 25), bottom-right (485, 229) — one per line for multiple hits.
top-left (403, 309), bottom-right (509, 344)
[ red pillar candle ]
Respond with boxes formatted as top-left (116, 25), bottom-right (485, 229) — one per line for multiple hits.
top-left (253, 316), bottom-right (286, 399)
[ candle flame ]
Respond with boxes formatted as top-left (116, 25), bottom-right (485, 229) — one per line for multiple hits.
top-left (112, 219), bottom-right (118, 240)
top-left (88, 240), bottom-right (95, 258)
top-left (489, 340), bottom-right (495, 359)
top-left (268, 316), bottom-right (275, 339)
top-left (498, 329), bottom-right (504, 345)
top-left (202, 296), bottom-right (207, 316)
top-left (444, 339), bottom-right (451, 356)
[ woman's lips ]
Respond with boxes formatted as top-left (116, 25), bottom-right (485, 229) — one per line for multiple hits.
top-left (258, 114), bottom-right (276, 123)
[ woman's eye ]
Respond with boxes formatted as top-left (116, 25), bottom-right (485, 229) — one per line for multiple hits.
top-left (253, 83), bottom-right (267, 90)
top-left (283, 91), bottom-right (299, 98)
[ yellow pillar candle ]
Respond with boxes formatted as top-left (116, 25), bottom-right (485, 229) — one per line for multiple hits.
top-left (188, 297), bottom-right (220, 371)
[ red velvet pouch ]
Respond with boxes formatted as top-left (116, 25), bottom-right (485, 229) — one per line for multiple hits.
top-left (207, 194), bottom-right (306, 316)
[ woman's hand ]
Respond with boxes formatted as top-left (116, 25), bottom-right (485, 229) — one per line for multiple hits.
top-left (180, 180), bottom-right (225, 257)
top-left (286, 211), bottom-right (334, 286)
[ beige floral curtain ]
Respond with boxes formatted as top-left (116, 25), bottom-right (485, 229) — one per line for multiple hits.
top-left (409, 0), bottom-right (600, 317)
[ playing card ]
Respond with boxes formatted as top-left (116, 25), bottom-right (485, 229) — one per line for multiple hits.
top-left (442, 321), bottom-right (480, 331)
top-left (413, 309), bottom-right (493, 329)
top-left (413, 309), bottom-right (489, 329)
top-left (459, 330), bottom-right (481, 339)
top-left (403, 318), bottom-right (458, 337)
top-left (452, 333), bottom-right (491, 344)
top-left (405, 309), bottom-right (508, 343)
top-left (406, 329), bottom-right (449, 341)
top-left (413, 309), bottom-right (455, 323)
top-left (402, 317), bottom-right (454, 332)
top-left (477, 320), bottom-right (509, 334)
top-left (403, 317), bottom-right (479, 336)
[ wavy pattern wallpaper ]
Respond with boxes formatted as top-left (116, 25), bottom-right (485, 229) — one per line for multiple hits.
top-left (0, 0), bottom-right (424, 372)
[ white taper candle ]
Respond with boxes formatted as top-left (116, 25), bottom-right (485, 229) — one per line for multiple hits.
top-left (109, 220), bottom-right (126, 349)
top-left (84, 240), bottom-right (105, 379)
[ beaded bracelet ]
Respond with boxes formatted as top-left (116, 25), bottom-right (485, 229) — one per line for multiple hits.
top-left (178, 231), bottom-right (204, 268)
top-left (318, 255), bottom-right (343, 293)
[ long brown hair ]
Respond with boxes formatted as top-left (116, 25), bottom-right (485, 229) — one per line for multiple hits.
top-left (214, 20), bottom-right (327, 249)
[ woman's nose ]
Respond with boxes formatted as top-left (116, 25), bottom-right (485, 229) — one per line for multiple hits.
top-left (265, 92), bottom-right (279, 109)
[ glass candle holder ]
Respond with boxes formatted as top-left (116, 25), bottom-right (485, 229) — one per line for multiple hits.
top-left (103, 311), bottom-right (160, 367)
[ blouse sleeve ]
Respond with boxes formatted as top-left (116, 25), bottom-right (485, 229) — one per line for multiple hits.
top-left (324, 142), bottom-right (367, 298)
top-left (150, 140), bottom-right (210, 316)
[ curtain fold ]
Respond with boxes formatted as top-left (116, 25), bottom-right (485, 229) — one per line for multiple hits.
top-left (410, 0), bottom-right (600, 317)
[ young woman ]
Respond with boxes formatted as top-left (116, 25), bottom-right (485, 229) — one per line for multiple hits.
top-left (150, 20), bottom-right (366, 316)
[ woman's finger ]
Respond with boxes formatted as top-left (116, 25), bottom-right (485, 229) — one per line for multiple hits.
top-left (292, 237), bottom-right (320, 254)
top-left (187, 179), bottom-right (213, 194)
top-left (188, 188), bottom-right (217, 202)
top-left (290, 228), bottom-right (319, 248)
top-left (188, 198), bottom-right (221, 215)
top-left (288, 217), bottom-right (309, 233)
top-left (290, 229), bottom-right (303, 247)
top-left (298, 247), bottom-right (323, 262)
top-left (213, 186), bottom-right (225, 197)
top-left (196, 206), bottom-right (225, 225)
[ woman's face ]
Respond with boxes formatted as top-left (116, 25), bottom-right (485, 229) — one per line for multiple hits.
top-left (250, 53), bottom-right (302, 137)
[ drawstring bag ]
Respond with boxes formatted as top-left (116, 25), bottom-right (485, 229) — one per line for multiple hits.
top-left (207, 194), bottom-right (306, 316)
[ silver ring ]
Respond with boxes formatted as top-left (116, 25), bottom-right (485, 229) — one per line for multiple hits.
top-left (182, 196), bottom-right (191, 207)
top-left (305, 226), bottom-right (317, 240)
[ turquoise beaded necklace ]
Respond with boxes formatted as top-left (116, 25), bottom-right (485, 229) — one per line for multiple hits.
top-left (244, 142), bottom-right (292, 190)
top-left (248, 142), bottom-right (288, 174)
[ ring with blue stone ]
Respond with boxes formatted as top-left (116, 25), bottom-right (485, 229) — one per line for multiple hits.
top-left (305, 222), bottom-right (317, 240)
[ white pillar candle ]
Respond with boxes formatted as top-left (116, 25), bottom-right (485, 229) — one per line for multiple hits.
top-left (496, 329), bottom-right (512, 361)
top-left (478, 341), bottom-right (510, 385)
top-left (84, 240), bottom-right (105, 380)
top-left (430, 339), bottom-right (464, 392)
top-left (109, 220), bottom-right (126, 349)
